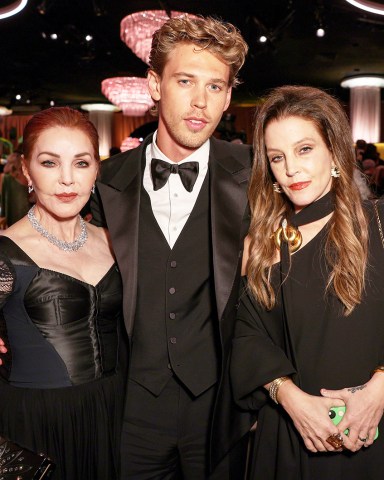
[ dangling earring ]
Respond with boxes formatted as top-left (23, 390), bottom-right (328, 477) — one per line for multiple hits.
top-left (273, 182), bottom-right (282, 193)
top-left (331, 166), bottom-right (341, 178)
top-left (28, 184), bottom-right (34, 194)
top-left (91, 184), bottom-right (95, 194)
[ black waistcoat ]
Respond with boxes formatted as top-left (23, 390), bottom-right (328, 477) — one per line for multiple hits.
top-left (129, 173), bottom-right (220, 397)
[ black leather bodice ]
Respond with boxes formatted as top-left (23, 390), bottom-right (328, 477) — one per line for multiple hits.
top-left (0, 236), bottom-right (123, 388)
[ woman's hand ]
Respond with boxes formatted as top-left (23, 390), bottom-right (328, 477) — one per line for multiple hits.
top-left (321, 374), bottom-right (384, 452)
top-left (273, 380), bottom-right (345, 453)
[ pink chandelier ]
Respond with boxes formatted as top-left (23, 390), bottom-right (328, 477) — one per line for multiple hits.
top-left (101, 77), bottom-right (154, 117)
top-left (120, 10), bottom-right (197, 65)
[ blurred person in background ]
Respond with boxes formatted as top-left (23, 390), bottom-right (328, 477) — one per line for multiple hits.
top-left (1, 152), bottom-right (32, 226)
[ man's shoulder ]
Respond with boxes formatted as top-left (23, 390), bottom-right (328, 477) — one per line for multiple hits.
top-left (98, 147), bottom-right (141, 183)
top-left (210, 137), bottom-right (253, 168)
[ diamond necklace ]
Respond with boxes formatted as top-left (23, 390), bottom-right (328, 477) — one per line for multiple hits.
top-left (27, 205), bottom-right (88, 252)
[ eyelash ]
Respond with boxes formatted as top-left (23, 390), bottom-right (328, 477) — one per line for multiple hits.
top-left (41, 160), bottom-right (55, 167)
top-left (76, 161), bottom-right (89, 167)
top-left (40, 160), bottom-right (89, 167)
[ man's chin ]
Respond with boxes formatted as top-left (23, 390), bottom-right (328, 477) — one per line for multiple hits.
top-left (176, 131), bottom-right (212, 150)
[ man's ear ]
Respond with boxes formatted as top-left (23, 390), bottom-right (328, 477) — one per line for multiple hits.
top-left (147, 70), bottom-right (161, 102)
top-left (223, 86), bottom-right (232, 112)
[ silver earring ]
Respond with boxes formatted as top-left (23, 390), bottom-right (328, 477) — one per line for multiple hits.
top-left (331, 166), bottom-right (341, 178)
top-left (91, 184), bottom-right (95, 194)
top-left (273, 182), bottom-right (282, 193)
top-left (28, 184), bottom-right (34, 194)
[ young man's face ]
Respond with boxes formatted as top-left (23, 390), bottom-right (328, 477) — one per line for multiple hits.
top-left (148, 42), bottom-right (232, 161)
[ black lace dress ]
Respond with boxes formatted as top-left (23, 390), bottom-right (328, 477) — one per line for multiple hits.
top-left (0, 236), bottom-right (126, 480)
top-left (231, 201), bottom-right (384, 480)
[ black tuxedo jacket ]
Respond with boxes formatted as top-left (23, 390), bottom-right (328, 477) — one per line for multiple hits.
top-left (91, 134), bottom-right (254, 468)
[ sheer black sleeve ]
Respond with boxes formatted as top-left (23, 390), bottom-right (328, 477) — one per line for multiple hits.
top-left (0, 254), bottom-right (15, 308)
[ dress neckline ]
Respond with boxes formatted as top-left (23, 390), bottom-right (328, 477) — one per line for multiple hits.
top-left (0, 236), bottom-right (116, 288)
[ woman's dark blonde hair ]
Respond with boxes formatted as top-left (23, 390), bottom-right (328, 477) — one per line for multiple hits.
top-left (247, 85), bottom-right (368, 315)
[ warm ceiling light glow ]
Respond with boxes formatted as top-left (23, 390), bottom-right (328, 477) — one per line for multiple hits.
top-left (0, 106), bottom-right (13, 116)
top-left (120, 10), bottom-right (197, 65)
top-left (0, 0), bottom-right (28, 20)
top-left (81, 103), bottom-right (120, 112)
top-left (345, 0), bottom-right (384, 15)
top-left (101, 77), bottom-right (154, 116)
top-left (341, 75), bottom-right (384, 88)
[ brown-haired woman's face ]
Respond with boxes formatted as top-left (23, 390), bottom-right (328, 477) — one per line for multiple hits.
top-left (23, 126), bottom-right (98, 220)
top-left (265, 116), bottom-right (335, 212)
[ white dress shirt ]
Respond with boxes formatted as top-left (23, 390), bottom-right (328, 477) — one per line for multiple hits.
top-left (143, 131), bottom-right (210, 248)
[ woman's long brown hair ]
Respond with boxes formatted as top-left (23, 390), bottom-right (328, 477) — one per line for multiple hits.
top-left (247, 85), bottom-right (368, 315)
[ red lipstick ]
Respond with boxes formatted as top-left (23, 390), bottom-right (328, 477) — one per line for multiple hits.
top-left (289, 181), bottom-right (311, 191)
top-left (55, 193), bottom-right (78, 202)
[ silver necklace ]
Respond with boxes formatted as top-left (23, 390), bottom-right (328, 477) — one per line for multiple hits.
top-left (27, 205), bottom-right (88, 252)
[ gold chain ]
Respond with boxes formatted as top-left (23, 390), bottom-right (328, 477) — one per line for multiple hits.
top-left (374, 200), bottom-right (384, 249)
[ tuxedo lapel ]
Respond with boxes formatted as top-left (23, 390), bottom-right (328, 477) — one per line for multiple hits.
top-left (209, 138), bottom-right (251, 321)
top-left (96, 137), bottom-right (151, 337)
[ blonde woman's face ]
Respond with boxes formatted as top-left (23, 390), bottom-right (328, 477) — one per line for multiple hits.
top-left (266, 116), bottom-right (334, 212)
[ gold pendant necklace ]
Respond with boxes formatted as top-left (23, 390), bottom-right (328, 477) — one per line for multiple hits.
top-left (272, 219), bottom-right (302, 253)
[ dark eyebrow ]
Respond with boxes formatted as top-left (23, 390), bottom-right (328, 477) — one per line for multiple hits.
top-left (174, 72), bottom-right (228, 86)
top-left (37, 151), bottom-right (92, 158)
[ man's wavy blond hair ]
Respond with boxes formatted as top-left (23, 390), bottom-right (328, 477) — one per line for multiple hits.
top-left (148, 16), bottom-right (248, 115)
top-left (247, 85), bottom-right (368, 316)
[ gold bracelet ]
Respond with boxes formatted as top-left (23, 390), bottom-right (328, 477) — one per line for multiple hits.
top-left (371, 366), bottom-right (384, 377)
top-left (269, 376), bottom-right (290, 404)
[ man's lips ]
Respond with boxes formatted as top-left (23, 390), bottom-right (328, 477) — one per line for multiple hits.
top-left (55, 193), bottom-right (78, 202)
top-left (289, 181), bottom-right (311, 191)
top-left (185, 117), bottom-right (208, 131)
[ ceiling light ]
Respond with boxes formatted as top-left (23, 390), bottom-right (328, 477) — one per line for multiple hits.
top-left (345, 0), bottom-right (384, 15)
top-left (85, 34), bottom-right (93, 42)
top-left (341, 75), bottom-right (384, 88)
top-left (101, 77), bottom-right (154, 116)
top-left (50, 33), bottom-right (58, 40)
top-left (316, 28), bottom-right (325, 37)
top-left (259, 35), bottom-right (268, 43)
top-left (0, 0), bottom-right (28, 20)
top-left (120, 10), bottom-right (197, 65)
top-left (81, 103), bottom-right (120, 112)
top-left (15, 94), bottom-right (21, 100)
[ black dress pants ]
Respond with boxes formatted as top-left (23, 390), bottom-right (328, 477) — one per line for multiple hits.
top-left (120, 376), bottom-right (231, 479)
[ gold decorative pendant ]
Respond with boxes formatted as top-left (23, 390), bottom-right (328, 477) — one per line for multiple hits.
top-left (273, 219), bottom-right (302, 253)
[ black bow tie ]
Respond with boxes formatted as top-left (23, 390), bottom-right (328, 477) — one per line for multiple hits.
top-left (151, 158), bottom-right (199, 192)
